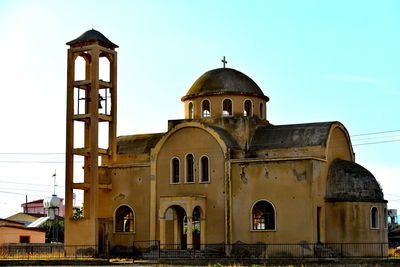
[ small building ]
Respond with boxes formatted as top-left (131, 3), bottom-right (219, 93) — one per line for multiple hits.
top-left (6, 213), bottom-right (45, 226)
top-left (0, 219), bottom-right (45, 245)
top-left (21, 198), bottom-right (65, 217)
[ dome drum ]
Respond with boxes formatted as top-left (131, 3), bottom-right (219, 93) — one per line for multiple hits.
top-left (183, 68), bottom-right (268, 120)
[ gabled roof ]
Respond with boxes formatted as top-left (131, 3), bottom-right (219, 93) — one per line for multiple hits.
top-left (0, 218), bottom-right (25, 226)
top-left (0, 225), bottom-right (45, 232)
top-left (21, 199), bottom-right (43, 207)
top-left (117, 133), bottom-right (165, 154)
top-left (250, 122), bottom-right (335, 151)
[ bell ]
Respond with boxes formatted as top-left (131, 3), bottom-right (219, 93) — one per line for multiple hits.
top-left (98, 94), bottom-right (105, 109)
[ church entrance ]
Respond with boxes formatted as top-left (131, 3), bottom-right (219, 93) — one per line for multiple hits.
top-left (163, 205), bottom-right (187, 249)
top-left (159, 196), bottom-right (206, 250)
top-left (192, 206), bottom-right (201, 250)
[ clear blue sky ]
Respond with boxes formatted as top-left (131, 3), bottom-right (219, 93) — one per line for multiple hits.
top-left (0, 0), bottom-right (399, 218)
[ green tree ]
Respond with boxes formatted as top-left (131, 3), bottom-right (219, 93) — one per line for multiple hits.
top-left (40, 220), bottom-right (64, 243)
top-left (73, 207), bottom-right (83, 219)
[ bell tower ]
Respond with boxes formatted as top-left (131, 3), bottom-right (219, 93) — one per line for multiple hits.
top-left (65, 29), bottom-right (118, 246)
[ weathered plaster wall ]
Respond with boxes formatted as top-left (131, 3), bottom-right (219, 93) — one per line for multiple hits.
top-left (231, 160), bottom-right (316, 243)
top-left (99, 166), bottom-right (151, 247)
top-left (325, 202), bottom-right (388, 243)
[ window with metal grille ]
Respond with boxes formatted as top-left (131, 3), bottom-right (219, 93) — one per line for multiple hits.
top-left (202, 100), bottom-right (211, 117)
top-left (252, 200), bottom-right (275, 230)
top-left (244, 100), bottom-right (252, 117)
top-left (222, 99), bottom-right (232, 116)
top-left (115, 205), bottom-right (134, 232)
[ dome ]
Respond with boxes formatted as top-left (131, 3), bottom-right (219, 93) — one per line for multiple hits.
top-left (326, 159), bottom-right (385, 202)
top-left (66, 29), bottom-right (118, 49)
top-left (182, 68), bottom-right (269, 101)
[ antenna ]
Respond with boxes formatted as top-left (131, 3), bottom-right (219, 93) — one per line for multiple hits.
top-left (52, 170), bottom-right (57, 195)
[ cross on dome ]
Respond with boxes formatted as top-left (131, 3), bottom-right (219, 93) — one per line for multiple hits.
top-left (221, 56), bottom-right (227, 68)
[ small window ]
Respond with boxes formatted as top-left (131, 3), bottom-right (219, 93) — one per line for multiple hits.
top-left (19, 236), bottom-right (30, 243)
top-left (200, 156), bottom-right (210, 182)
top-left (222, 99), bottom-right (232, 117)
top-left (252, 200), bottom-right (275, 230)
top-left (171, 157), bottom-right (180, 183)
top-left (244, 100), bottom-right (252, 117)
top-left (186, 154), bottom-right (195, 182)
top-left (188, 102), bottom-right (194, 119)
top-left (202, 100), bottom-right (211, 117)
top-left (371, 207), bottom-right (379, 229)
top-left (259, 102), bottom-right (264, 119)
top-left (115, 205), bottom-right (134, 232)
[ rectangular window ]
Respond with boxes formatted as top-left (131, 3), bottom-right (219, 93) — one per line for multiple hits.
top-left (19, 236), bottom-right (30, 243)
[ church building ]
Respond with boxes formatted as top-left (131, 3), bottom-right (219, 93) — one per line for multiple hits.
top-left (64, 30), bottom-right (387, 256)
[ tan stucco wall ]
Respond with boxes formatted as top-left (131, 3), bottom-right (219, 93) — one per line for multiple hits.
top-left (325, 202), bottom-right (388, 243)
top-left (0, 227), bottom-right (45, 245)
top-left (183, 95), bottom-right (267, 120)
top-left (65, 166), bottom-right (151, 247)
top-left (326, 126), bottom-right (354, 163)
top-left (100, 166), bottom-right (151, 247)
top-left (156, 126), bottom-right (226, 244)
top-left (231, 160), bottom-right (318, 244)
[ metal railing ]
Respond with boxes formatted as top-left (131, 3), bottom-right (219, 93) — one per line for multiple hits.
top-left (1, 242), bottom-right (399, 260)
top-left (0, 244), bottom-right (97, 259)
top-left (132, 241), bottom-right (400, 259)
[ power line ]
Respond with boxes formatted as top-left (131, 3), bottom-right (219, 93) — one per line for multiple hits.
top-left (0, 191), bottom-right (48, 198)
top-left (353, 139), bottom-right (400, 146)
top-left (351, 130), bottom-right (400, 137)
top-left (352, 134), bottom-right (400, 141)
top-left (0, 180), bottom-right (63, 187)
top-left (0, 153), bottom-right (64, 155)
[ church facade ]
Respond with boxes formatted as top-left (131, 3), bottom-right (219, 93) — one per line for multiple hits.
top-left (64, 30), bottom-right (387, 256)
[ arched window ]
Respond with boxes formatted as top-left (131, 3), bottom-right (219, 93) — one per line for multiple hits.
top-left (171, 157), bottom-right (180, 183)
top-left (222, 99), bottom-right (232, 117)
top-left (384, 208), bottom-right (388, 228)
top-left (371, 207), bottom-right (379, 229)
top-left (200, 156), bottom-right (209, 182)
top-left (259, 102), bottom-right (264, 119)
top-left (186, 154), bottom-right (195, 182)
top-left (115, 205), bottom-right (134, 232)
top-left (244, 100), bottom-right (252, 117)
top-left (99, 56), bottom-right (110, 82)
top-left (188, 102), bottom-right (194, 119)
top-left (252, 200), bottom-right (275, 230)
top-left (202, 100), bottom-right (211, 117)
top-left (74, 55), bottom-right (87, 81)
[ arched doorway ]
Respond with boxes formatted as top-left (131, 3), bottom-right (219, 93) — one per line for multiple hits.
top-left (163, 205), bottom-right (187, 249)
top-left (192, 206), bottom-right (201, 249)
